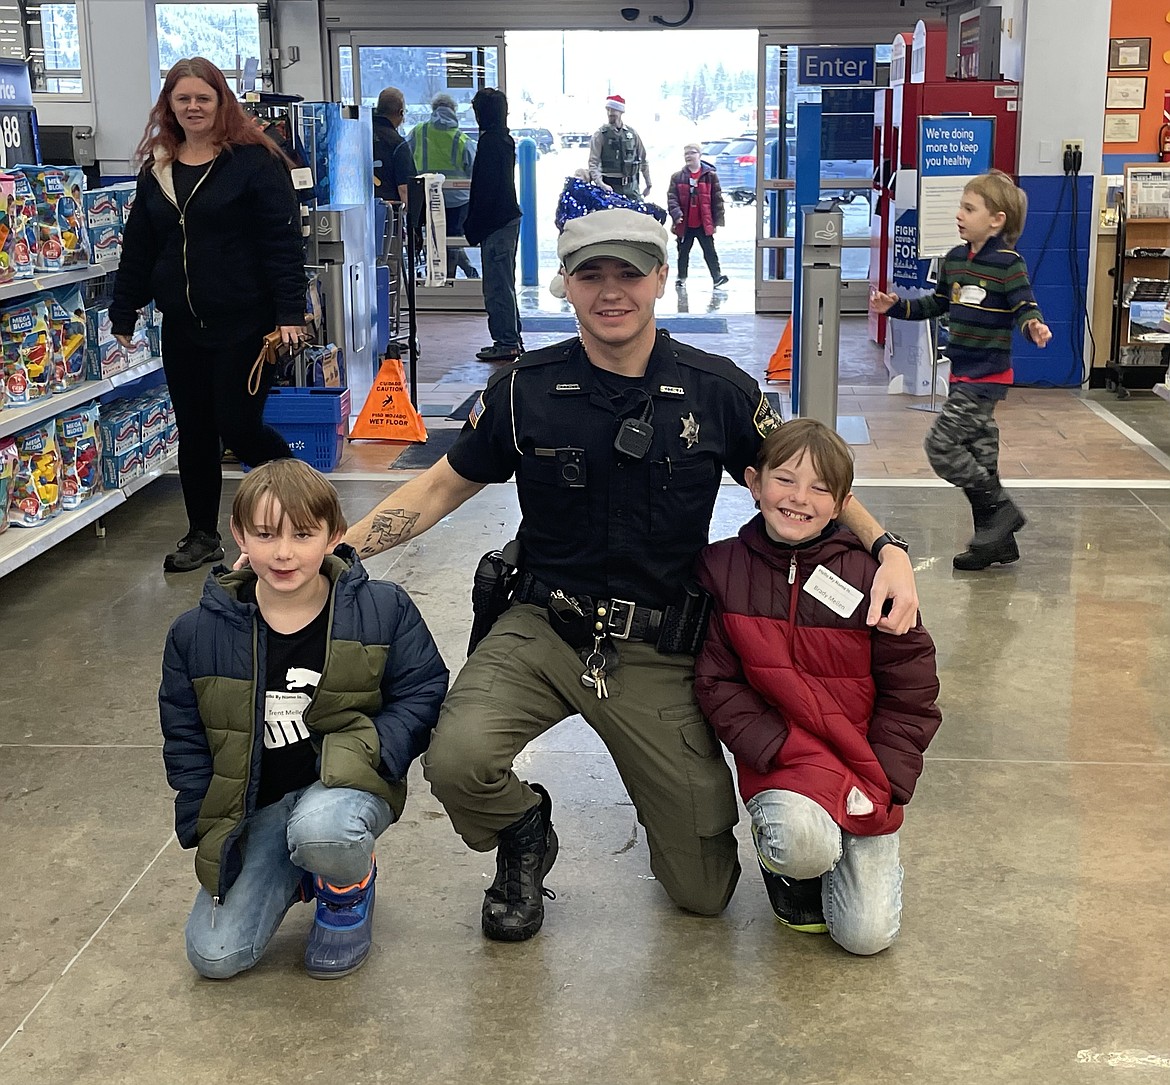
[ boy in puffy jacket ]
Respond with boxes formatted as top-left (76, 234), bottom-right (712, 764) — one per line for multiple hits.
top-left (160, 459), bottom-right (448, 980)
top-left (695, 419), bottom-right (941, 955)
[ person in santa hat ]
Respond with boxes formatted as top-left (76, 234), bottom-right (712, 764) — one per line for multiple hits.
top-left (588, 93), bottom-right (651, 200)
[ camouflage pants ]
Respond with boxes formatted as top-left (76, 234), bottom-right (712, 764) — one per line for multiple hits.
top-left (923, 385), bottom-right (1001, 493)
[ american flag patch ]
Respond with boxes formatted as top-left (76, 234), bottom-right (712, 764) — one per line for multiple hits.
top-left (468, 392), bottom-right (487, 428)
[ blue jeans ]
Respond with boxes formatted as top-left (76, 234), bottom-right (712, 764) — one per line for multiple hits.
top-left (184, 783), bottom-right (394, 979)
top-left (481, 218), bottom-right (522, 349)
top-left (747, 788), bottom-right (902, 955)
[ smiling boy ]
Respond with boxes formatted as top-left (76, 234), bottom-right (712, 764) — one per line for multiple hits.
top-left (159, 458), bottom-right (447, 980)
top-left (695, 418), bottom-right (941, 954)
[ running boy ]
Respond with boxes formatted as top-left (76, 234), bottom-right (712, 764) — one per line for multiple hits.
top-left (160, 458), bottom-right (448, 980)
top-left (695, 420), bottom-right (941, 955)
top-left (871, 169), bottom-right (1052, 570)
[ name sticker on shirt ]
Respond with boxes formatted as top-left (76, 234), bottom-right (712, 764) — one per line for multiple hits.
top-left (958, 284), bottom-right (987, 306)
top-left (802, 564), bottom-right (864, 618)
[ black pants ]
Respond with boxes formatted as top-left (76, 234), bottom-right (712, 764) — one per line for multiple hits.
top-left (676, 227), bottom-right (721, 281)
top-left (161, 314), bottom-right (290, 536)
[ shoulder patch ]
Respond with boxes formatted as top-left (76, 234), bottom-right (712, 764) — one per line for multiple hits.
top-left (468, 391), bottom-right (487, 428)
top-left (753, 392), bottom-right (783, 438)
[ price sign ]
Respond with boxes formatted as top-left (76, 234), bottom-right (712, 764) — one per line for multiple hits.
top-left (0, 107), bottom-right (39, 169)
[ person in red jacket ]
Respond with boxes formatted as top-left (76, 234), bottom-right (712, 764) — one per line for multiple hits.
top-left (667, 143), bottom-right (729, 288)
top-left (695, 419), bottom-right (941, 955)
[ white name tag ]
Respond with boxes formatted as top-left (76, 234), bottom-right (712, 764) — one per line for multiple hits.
top-left (802, 564), bottom-right (864, 618)
top-left (958, 283), bottom-right (987, 305)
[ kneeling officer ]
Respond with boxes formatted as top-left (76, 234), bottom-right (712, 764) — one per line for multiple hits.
top-left (343, 180), bottom-right (920, 942)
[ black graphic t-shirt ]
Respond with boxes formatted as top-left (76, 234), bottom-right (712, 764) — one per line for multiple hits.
top-left (241, 582), bottom-right (330, 808)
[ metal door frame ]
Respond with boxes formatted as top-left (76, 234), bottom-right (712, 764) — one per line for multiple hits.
top-left (754, 33), bottom-right (879, 315)
top-left (330, 31), bottom-right (506, 310)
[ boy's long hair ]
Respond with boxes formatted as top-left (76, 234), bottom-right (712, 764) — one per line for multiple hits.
top-left (755, 418), bottom-right (854, 507)
top-left (964, 169), bottom-right (1028, 246)
top-left (133, 57), bottom-right (287, 167)
top-left (232, 459), bottom-right (347, 539)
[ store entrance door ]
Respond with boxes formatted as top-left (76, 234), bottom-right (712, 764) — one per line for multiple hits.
top-left (333, 31), bottom-right (506, 310)
top-left (754, 36), bottom-right (885, 314)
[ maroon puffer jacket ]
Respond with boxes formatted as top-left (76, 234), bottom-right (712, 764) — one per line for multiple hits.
top-left (695, 516), bottom-right (941, 836)
top-left (667, 165), bottom-right (725, 238)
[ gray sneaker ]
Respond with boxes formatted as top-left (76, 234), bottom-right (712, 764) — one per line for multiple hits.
top-left (163, 530), bottom-right (224, 573)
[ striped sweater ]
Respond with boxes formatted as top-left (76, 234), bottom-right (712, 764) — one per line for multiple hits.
top-left (890, 234), bottom-right (1043, 398)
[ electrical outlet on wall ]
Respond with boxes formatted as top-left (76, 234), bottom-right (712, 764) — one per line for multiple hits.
top-left (1062, 139), bottom-right (1084, 157)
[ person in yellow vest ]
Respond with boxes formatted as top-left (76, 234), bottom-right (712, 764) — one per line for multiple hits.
top-left (409, 92), bottom-right (478, 279)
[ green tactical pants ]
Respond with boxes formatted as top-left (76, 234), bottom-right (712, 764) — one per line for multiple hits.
top-left (422, 604), bottom-right (741, 915)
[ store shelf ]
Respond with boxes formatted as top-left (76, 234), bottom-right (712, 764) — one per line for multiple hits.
top-left (123, 453), bottom-right (177, 498)
top-left (0, 450), bottom-right (178, 578)
top-left (0, 259), bottom-right (119, 304)
top-left (0, 490), bottom-right (125, 578)
top-left (0, 356), bottom-right (165, 440)
top-left (1152, 384), bottom-right (1170, 404)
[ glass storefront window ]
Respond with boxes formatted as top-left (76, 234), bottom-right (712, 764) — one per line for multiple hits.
top-left (28, 2), bottom-right (83, 94)
top-left (156, 3), bottom-right (260, 92)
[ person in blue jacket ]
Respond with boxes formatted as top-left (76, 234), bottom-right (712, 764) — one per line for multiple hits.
top-left (159, 458), bottom-right (448, 980)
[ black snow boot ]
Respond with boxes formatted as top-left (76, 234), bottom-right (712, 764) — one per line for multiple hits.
top-left (953, 505), bottom-right (1021, 570)
top-left (482, 783), bottom-right (559, 942)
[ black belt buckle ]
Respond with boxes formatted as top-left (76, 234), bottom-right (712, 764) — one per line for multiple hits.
top-left (605, 598), bottom-right (636, 640)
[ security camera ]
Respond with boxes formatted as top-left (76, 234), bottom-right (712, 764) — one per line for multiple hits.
top-left (620, 7), bottom-right (640, 20)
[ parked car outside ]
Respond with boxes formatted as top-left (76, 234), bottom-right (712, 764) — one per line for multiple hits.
top-left (712, 138), bottom-right (758, 203)
top-left (511, 127), bottom-right (555, 154)
top-left (561, 132), bottom-right (590, 148)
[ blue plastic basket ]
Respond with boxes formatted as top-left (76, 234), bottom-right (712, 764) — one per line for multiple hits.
top-left (262, 387), bottom-right (350, 473)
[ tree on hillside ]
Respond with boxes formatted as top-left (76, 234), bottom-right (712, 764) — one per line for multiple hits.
top-left (680, 71), bottom-right (717, 123)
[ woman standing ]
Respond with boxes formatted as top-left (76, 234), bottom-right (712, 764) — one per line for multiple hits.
top-left (112, 57), bottom-right (306, 572)
top-left (667, 143), bottom-right (729, 288)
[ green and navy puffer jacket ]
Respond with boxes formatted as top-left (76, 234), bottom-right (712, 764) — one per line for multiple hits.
top-left (159, 545), bottom-right (449, 900)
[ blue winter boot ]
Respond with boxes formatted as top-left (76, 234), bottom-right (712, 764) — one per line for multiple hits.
top-left (304, 860), bottom-right (376, 979)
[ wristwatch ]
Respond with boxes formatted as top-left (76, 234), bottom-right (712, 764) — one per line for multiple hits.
top-left (871, 531), bottom-right (910, 562)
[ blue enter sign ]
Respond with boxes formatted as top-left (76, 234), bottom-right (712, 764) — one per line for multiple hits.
top-left (797, 47), bottom-right (875, 86)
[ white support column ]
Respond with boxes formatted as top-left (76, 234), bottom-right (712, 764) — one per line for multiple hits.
top-left (89, 0), bottom-right (159, 175)
top-left (1017, 0), bottom-right (1109, 178)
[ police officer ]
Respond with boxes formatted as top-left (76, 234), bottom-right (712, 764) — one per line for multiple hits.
top-left (343, 185), bottom-right (919, 943)
top-left (588, 93), bottom-right (651, 199)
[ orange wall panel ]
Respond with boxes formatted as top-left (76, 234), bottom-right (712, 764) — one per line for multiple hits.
top-left (1105, 0), bottom-right (1170, 155)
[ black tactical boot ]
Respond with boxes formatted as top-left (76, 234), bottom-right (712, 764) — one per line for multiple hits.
top-left (953, 505), bottom-right (1020, 570)
top-left (482, 783), bottom-right (558, 942)
top-left (758, 861), bottom-right (827, 934)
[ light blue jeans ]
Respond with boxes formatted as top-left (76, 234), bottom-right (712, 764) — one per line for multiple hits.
top-left (184, 783), bottom-right (394, 979)
top-left (747, 788), bottom-right (903, 956)
top-left (481, 217), bottom-right (522, 349)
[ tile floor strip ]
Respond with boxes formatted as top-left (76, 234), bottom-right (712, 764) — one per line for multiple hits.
top-left (0, 834), bottom-right (176, 1055)
top-left (1081, 397), bottom-right (1170, 473)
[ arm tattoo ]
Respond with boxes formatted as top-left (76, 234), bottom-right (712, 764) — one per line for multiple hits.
top-left (359, 508), bottom-right (421, 557)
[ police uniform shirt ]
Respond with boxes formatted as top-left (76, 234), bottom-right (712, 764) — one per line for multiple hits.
top-left (447, 331), bottom-right (782, 611)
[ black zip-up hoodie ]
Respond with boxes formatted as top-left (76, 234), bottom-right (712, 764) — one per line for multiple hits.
top-left (463, 90), bottom-right (522, 247)
top-left (110, 143), bottom-right (306, 337)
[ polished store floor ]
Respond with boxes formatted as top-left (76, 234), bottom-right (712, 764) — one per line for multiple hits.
top-left (3, 313), bottom-right (1169, 1084)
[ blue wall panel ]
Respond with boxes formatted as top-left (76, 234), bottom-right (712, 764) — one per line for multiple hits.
top-left (1011, 174), bottom-right (1094, 387)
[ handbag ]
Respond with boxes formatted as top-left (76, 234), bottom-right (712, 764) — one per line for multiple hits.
top-left (247, 329), bottom-right (291, 395)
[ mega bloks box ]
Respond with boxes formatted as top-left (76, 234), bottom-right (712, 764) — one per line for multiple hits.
top-left (46, 285), bottom-right (87, 391)
top-left (56, 403), bottom-right (102, 510)
top-left (0, 297), bottom-right (53, 406)
top-left (15, 164), bottom-right (89, 271)
top-left (10, 421), bottom-right (60, 526)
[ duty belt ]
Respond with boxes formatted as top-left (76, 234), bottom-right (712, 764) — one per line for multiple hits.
top-left (514, 574), bottom-right (664, 642)
top-left (602, 174), bottom-right (635, 187)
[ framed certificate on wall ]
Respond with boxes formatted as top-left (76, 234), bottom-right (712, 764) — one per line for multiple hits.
top-left (1106, 77), bottom-right (1147, 109)
top-left (1108, 37), bottom-right (1150, 71)
top-left (1104, 114), bottom-right (1140, 143)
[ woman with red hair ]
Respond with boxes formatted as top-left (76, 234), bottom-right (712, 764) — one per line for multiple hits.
top-left (112, 57), bottom-right (307, 573)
